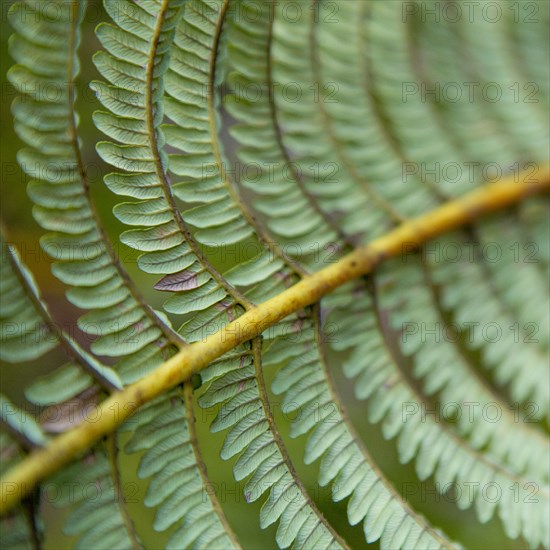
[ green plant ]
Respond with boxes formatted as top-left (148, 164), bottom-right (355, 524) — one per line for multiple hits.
top-left (1, 1), bottom-right (549, 549)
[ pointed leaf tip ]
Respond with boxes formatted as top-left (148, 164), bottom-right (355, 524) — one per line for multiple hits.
top-left (154, 270), bottom-right (199, 292)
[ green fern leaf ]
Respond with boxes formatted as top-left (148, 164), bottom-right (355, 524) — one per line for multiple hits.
top-left (382, 255), bottom-right (549, 484)
top-left (428, 234), bottom-right (549, 417)
top-left (2, 0), bottom-right (549, 548)
top-left (324, 265), bottom-right (550, 548)
top-left (7, 1), bottom-right (238, 547)
top-left (1, 234), bottom-right (142, 548)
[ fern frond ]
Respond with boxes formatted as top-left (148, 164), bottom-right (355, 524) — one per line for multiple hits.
top-left (511, 0), bottom-right (549, 100)
top-left (198, 343), bottom-right (345, 549)
top-left (93, 0), bottom-right (250, 337)
top-left (8, 1), bottom-right (241, 547)
top-left (224, 0), bottom-right (369, 265)
top-left (0, 235), bottom-right (119, 390)
top-left (163, 2), bottom-right (257, 246)
top-left (364, 1), bottom-right (478, 200)
top-left (219, 4), bottom-right (461, 548)
top-left (93, 0), bottom-right (345, 546)
top-left (8, 0), bottom-right (170, 363)
top-left (123, 366), bottom-right (241, 548)
top-left (0, 235), bottom-right (139, 548)
top-left (315, 1), bottom-right (439, 219)
top-left (477, 215), bottom-right (549, 350)
top-left (0, 237), bottom-right (57, 362)
top-left (91, 4), bottom-right (249, 547)
top-left (124, 385), bottom-right (241, 550)
top-left (382, 255), bottom-right (549, 483)
top-left (427, 233), bottom-right (549, 417)
top-left (269, 1), bottom-right (378, 246)
top-left (3, 0), bottom-right (549, 548)
top-left (326, 270), bottom-right (550, 548)
top-left (455, 0), bottom-right (549, 156)
top-left (265, 314), bottom-right (457, 549)
top-left (412, 2), bottom-right (550, 356)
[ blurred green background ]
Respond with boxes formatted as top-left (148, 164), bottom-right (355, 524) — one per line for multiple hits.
top-left (0, 1), bottom-right (533, 548)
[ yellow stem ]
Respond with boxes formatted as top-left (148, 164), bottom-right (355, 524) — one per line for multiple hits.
top-left (1, 166), bottom-right (548, 515)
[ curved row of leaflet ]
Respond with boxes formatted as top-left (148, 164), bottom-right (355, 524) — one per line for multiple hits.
top-left (7, 0), bottom-right (240, 547)
top-left (164, 0), bottom-right (460, 547)
top-left (313, 0), bottom-right (550, 412)
top-left (324, 272), bottom-right (549, 549)
top-left (386, 254), bottom-right (549, 484)
top-left (223, 0), bottom-right (549, 546)
top-left (0, 234), bottom-right (138, 548)
top-left (94, 0), bottom-right (346, 546)
top-left (217, 1), bottom-right (458, 548)
top-left (361, 0), bottom-right (549, 414)
top-left (4, 0), bottom-right (548, 548)
top-left (410, 0), bottom-right (550, 356)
